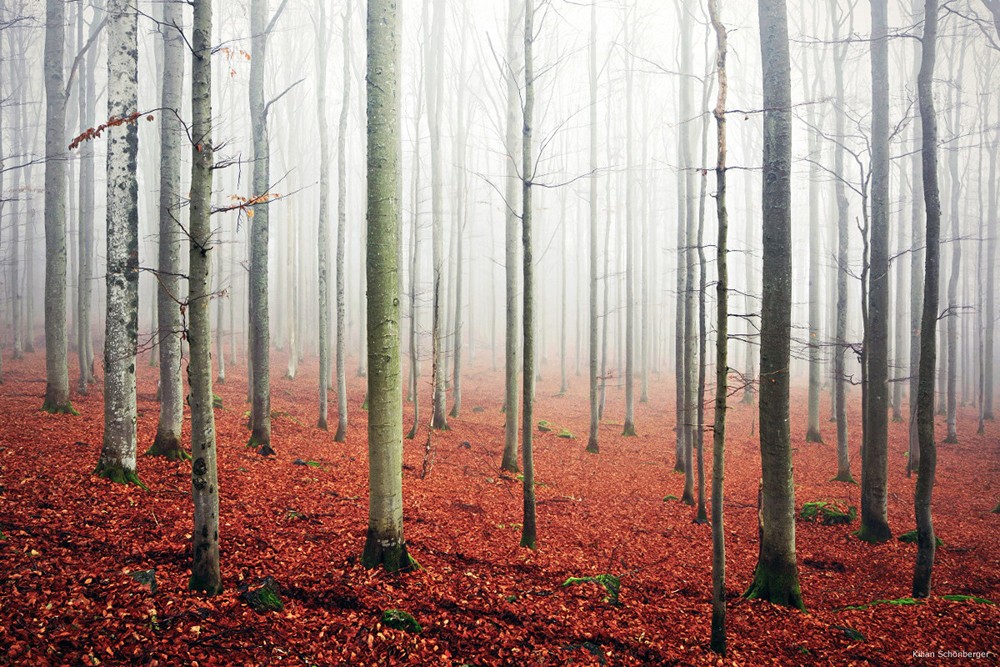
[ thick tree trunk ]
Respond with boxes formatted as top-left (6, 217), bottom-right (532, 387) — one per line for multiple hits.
top-left (360, 0), bottom-right (411, 572)
top-left (745, 0), bottom-right (803, 610)
top-left (501, 0), bottom-right (523, 473)
top-left (149, 0), bottom-right (186, 461)
top-left (41, 0), bottom-right (74, 414)
top-left (913, 0), bottom-right (940, 599)
top-left (95, 0), bottom-right (141, 485)
top-left (188, 0), bottom-right (222, 594)
top-left (858, 0), bottom-right (892, 544)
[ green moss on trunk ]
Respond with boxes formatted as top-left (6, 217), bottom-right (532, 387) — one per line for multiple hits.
top-left (855, 521), bottom-right (893, 544)
top-left (247, 431), bottom-right (274, 456)
top-left (744, 559), bottom-right (805, 610)
top-left (361, 533), bottom-right (414, 573)
top-left (94, 462), bottom-right (148, 490)
top-left (42, 399), bottom-right (79, 416)
top-left (146, 431), bottom-right (190, 461)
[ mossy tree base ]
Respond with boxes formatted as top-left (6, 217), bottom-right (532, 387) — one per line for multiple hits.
top-left (744, 560), bottom-right (805, 610)
top-left (805, 429), bottom-right (823, 443)
top-left (855, 522), bottom-right (892, 544)
top-left (146, 432), bottom-right (191, 461)
top-left (189, 572), bottom-right (223, 596)
top-left (943, 434), bottom-right (958, 444)
top-left (361, 533), bottom-right (414, 573)
top-left (586, 437), bottom-right (599, 454)
top-left (622, 421), bottom-right (636, 437)
top-left (500, 459), bottom-right (519, 474)
top-left (831, 471), bottom-right (856, 484)
top-left (681, 490), bottom-right (695, 507)
top-left (94, 462), bottom-right (148, 490)
top-left (42, 399), bottom-right (79, 416)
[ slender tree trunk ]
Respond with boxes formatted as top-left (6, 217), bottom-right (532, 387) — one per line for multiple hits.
top-left (858, 0), bottom-right (892, 544)
top-left (188, 0), bottom-right (222, 594)
top-left (908, 0), bottom-right (925, 472)
top-left (745, 0), bottom-right (804, 610)
top-left (519, 0), bottom-right (537, 551)
top-left (559, 189), bottom-right (568, 396)
top-left (680, 1), bottom-right (697, 503)
top-left (315, 0), bottom-right (330, 429)
top-left (427, 0), bottom-right (448, 431)
top-left (450, 13), bottom-right (469, 418)
top-left (216, 236), bottom-right (226, 384)
top-left (830, 0), bottom-right (853, 484)
top-left (586, 0), bottom-right (599, 454)
top-left (622, 11), bottom-right (636, 437)
top-left (695, 67), bottom-right (713, 524)
top-left (405, 37), bottom-right (423, 440)
top-left (360, 0), bottom-right (411, 572)
top-left (247, 0), bottom-right (274, 455)
top-left (149, 0), bottom-right (186, 460)
top-left (334, 0), bottom-right (352, 442)
top-left (501, 0), bottom-right (523, 472)
top-left (805, 73), bottom-right (823, 443)
top-left (674, 29), bottom-right (689, 472)
top-left (985, 131), bottom-right (997, 422)
top-left (707, 3), bottom-right (728, 653)
top-left (95, 0), bottom-right (141, 485)
top-left (913, 0), bottom-right (940, 599)
top-left (41, 0), bottom-right (74, 414)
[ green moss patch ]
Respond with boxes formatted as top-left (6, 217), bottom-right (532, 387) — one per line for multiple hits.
top-left (839, 597), bottom-right (921, 611)
top-left (556, 429), bottom-right (574, 439)
top-left (381, 609), bottom-right (422, 633)
top-left (940, 594), bottom-right (994, 605)
top-left (897, 529), bottom-right (943, 547)
top-left (562, 574), bottom-right (621, 606)
top-left (538, 420), bottom-right (553, 432)
top-left (240, 576), bottom-right (284, 613)
top-left (800, 500), bottom-right (856, 526)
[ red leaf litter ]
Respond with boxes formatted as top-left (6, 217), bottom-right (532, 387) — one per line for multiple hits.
top-left (0, 352), bottom-right (997, 666)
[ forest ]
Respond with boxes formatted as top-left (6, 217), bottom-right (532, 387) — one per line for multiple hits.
top-left (0, 0), bottom-right (998, 664)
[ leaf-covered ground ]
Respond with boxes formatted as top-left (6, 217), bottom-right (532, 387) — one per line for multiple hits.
top-left (0, 352), bottom-right (997, 666)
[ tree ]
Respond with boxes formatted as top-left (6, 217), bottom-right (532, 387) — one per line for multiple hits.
top-left (189, 0), bottom-right (221, 595)
top-left (41, 0), bottom-right (75, 414)
top-left (829, 0), bottom-right (854, 484)
top-left (913, 0), bottom-right (940, 600)
top-left (314, 0), bottom-right (331, 430)
top-left (908, 0), bottom-right (925, 473)
top-left (745, 0), bottom-right (804, 610)
top-left (858, 0), bottom-right (892, 544)
top-left (94, 0), bottom-right (141, 486)
top-left (426, 0), bottom-right (448, 431)
top-left (501, 0), bottom-right (523, 473)
top-left (519, 0), bottom-right (537, 552)
top-left (708, 0), bottom-right (728, 653)
top-left (334, 0), bottom-right (352, 443)
top-left (360, 0), bottom-right (411, 573)
top-left (622, 8), bottom-right (636, 438)
top-left (149, 0), bottom-right (187, 461)
top-left (586, 0), bottom-right (599, 455)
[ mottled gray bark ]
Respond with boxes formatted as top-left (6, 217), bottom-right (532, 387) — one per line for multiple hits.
top-left (95, 0), bottom-right (141, 486)
top-left (188, 0), bottom-right (221, 595)
top-left (586, 0), bottom-right (599, 454)
top-left (335, 0), bottom-right (352, 442)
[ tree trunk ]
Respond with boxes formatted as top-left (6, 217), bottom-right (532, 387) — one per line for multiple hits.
top-left (360, 0), bottom-right (411, 572)
top-left (41, 0), bottom-right (74, 414)
top-left (501, 0), bottom-right (523, 473)
top-left (315, 0), bottom-right (330, 428)
top-left (745, 0), bottom-right (804, 610)
top-left (450, 10), bottom-right (469, 419)
top-left (707, 3), bottom-right (728, 653)
top-left (215, 235), bottom-right (226, 384)
top-left (427, 0), bottom-right (448, 431)
top-left (622, 11), bottom-right (636, 437)
top-left (149, 0), bottom-right (186, 461)
top-left (586, 0), bottom-right (599, 454)
top-left (188, 0), bottom-right (222, 594)
top-left (830, 0), bottom-right (853, 484)
top-left (95, 0), bottom-right (141, 485)
top-left (908, 0), bottom-right (925, 472)
top-left (858, 0), bottom-right (892, 543)
top-left (334, 0), bottom-right (352, 442)
top-left (985, 130), bottom-right (997, 422)
top-left (247, 0), bottom-right (274, 455)
top-left (519, 0), bottom-right (537, 551)
top-left (913, 0), bottom-right (940, 599)
top-left (805, 68), bottom-right (823, 443)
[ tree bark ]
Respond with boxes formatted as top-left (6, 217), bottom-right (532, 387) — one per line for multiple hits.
top-left (913, 0), bottom-right (940, 599)
top-left (189, 0), bottom-right (222, 594)
top-left (427, 0), bottom-right (448, 431)
top-left (334, 0), bottom-right (352, 442)
top-left (149, 0), bottom-right (186, 460)
top-left (41, 0), bottom-right (74, 414)
top-left (586, 0), bottom-right (599, 454)
top-left (858, 0), bottom-right (892, 543)
top-left (745, 0), bottom-right (804, 610)
top-left (360, 0), bottom-right (411, 572)
top-left (95, 0), bottom-right (141, 485)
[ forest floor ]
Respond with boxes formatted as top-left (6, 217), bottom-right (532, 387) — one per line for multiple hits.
top-left (0, 350), bottom-right (998, 666)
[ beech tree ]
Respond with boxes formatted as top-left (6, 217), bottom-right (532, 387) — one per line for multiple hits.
top-left (745, 0), bottom-right (804, 610)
